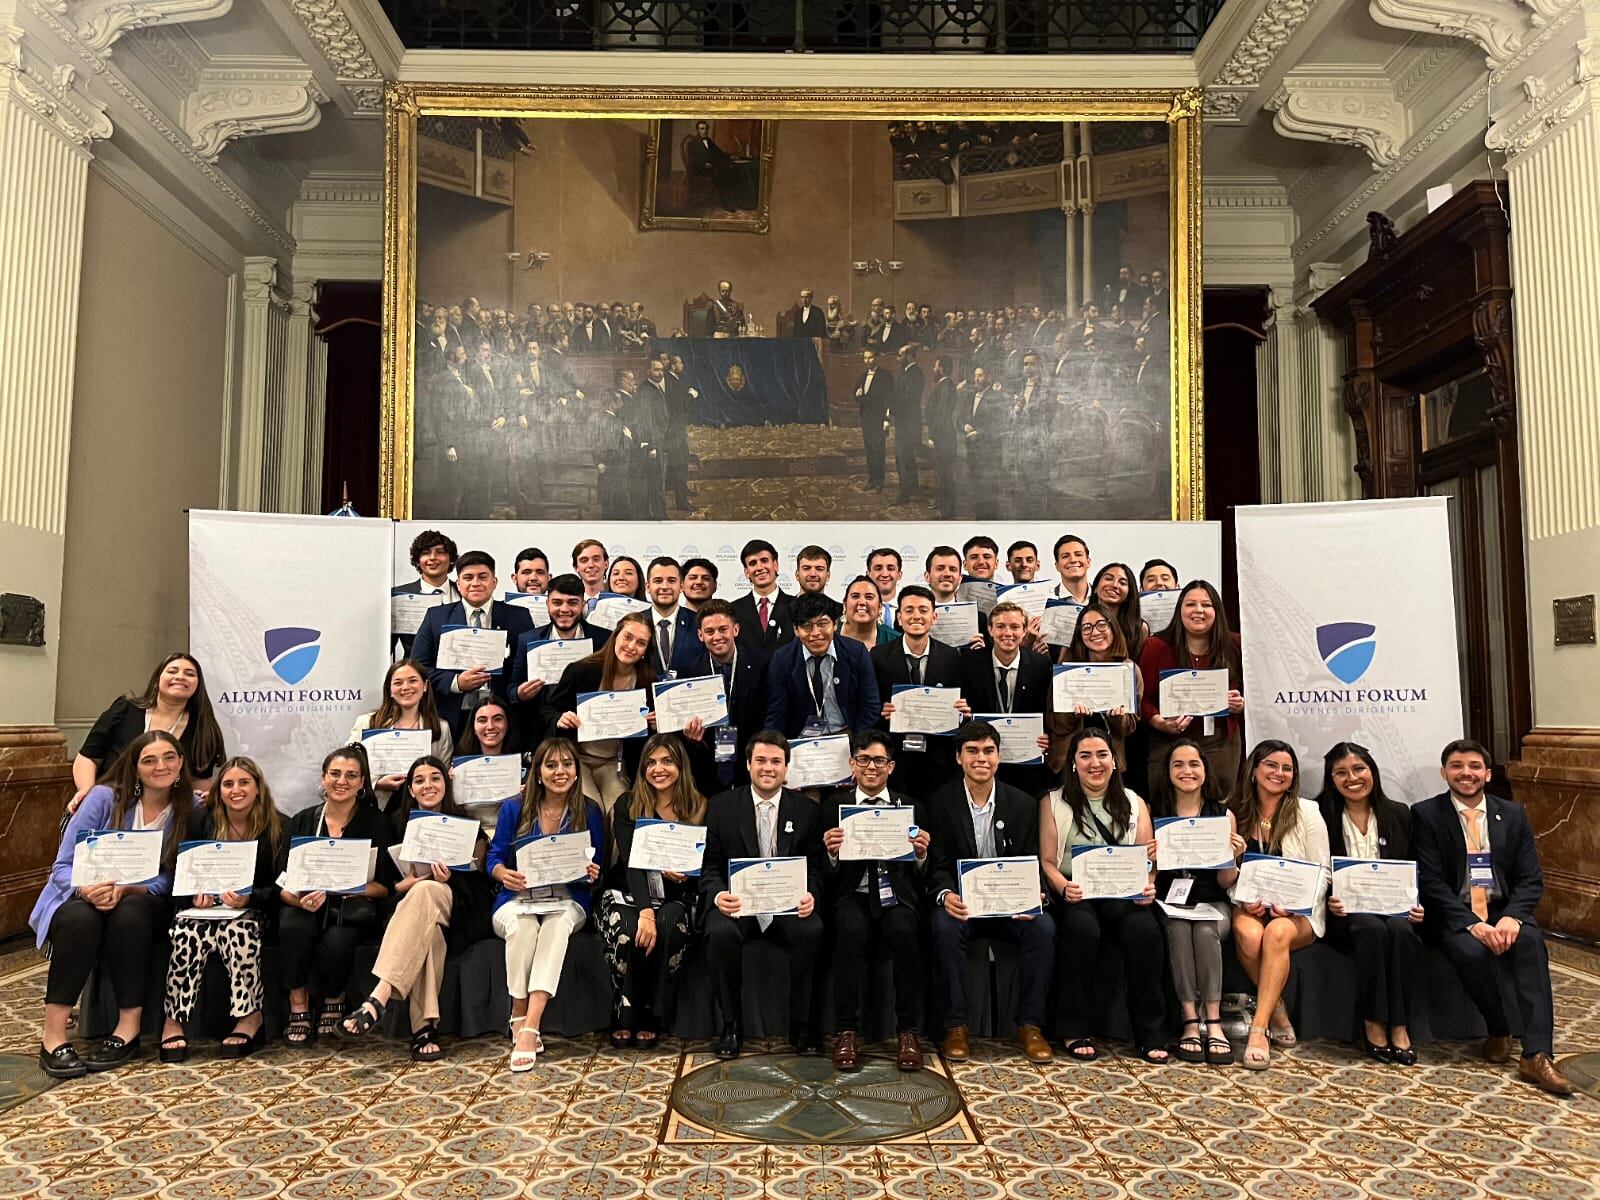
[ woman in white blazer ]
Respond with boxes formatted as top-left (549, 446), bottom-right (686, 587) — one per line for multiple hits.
top-left (1228, 741), bottom-right (1330, 1070)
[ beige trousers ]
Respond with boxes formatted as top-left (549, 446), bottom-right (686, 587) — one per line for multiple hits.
top-left (493, 899), bottom-right (585, 999)
top-left (372, 879), bottom-right (452, 1029)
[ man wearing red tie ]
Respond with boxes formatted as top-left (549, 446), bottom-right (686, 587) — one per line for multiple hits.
top-left (731, 539), bottom-right (794, 651)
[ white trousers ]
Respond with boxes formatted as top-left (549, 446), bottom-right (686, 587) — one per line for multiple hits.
top-left (493, 900), bottom-right (585, 999)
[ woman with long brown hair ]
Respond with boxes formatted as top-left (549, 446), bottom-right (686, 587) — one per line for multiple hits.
top-left (599, 733), bottom-right (707, 1046)
top-left (487, 737), bottom-right (605, 1071)
top-left (158, 757), bottom-right (283, 1063)
top-left (32, 730), bottom-right (195, 1077)
top-left (1090, 562), bottom-right (1148, 661)
top-left (348, 659), bottom-right (454, 798)
top-left (72, 653), bottom-right (225, 805)
top-left (1138, 580), bottom-right (1245, 789)
top-left (1048, 601), bottom-right (1142, 781)
top-left (546, 611), bottom-right (658, 814)
top-left (1229, 740), bottom-right (1330, 1069)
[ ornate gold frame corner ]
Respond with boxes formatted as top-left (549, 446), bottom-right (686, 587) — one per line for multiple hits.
top-left (381, 84), bottom-right (1205, 521)
top-left (640, 119), bottom-right (777, 234)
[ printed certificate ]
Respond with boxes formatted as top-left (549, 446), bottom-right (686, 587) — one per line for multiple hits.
top-left (930, 602), bottom-right (980, 647)
top-left (284, 837), bottom-right (373, 894)
top-left (576, 689), bottom-right (650, 741)
top-left (173, 839), bottom-right (257, 896)
top-left (588, 592), bottom-right (652, 631)
top-left (391, 592), bottom-right (445, 636)
top-left (1332, 857), bottom-right (1417, 916)
top-left (838, 805), bottom-right (916, 862)
top-left (728, 856), bottom-right (807, 916)
top-left (524, 638), bottom-right (593, 685)
top-left (970, 713), bottom-right (1044, 765)
top-left (1041, 599), bottom-right (1084, 646)
top-left (1070, 843), bottom-right (1151, 900)
top-left (502, 591), bottom-right (549, 626)
top-left (628, 820), bottom-right (706, 875)
top-left (1158, 668), bottom-right (1230, 719)
top-left (1052, 662), bottom-right (1137, 713)
top-left (360, 728), bottom-right (433, 778)
top-left (888, 685), bottom-right (963, 734)
top-left (397, 811), bottom-right (480, 868)
top-left (1234, 852), bottom-right (1325, 915)
top-left (653, 675), bottom-right (729, 733)
top-left (515, 831), bottom-right (594, 887)
top-left (1153, 815), bottom-right (1234, 871)
top-left (436, 625), bottom-right (509, 672)
top-left (450, 754), bottom-right (523, 806)
top-left (786, 734), bottom-right (853, 789)
top-left (958, 857), bottom-right (1043, 917)
top-left (70, 829), bottom-right (165, 887)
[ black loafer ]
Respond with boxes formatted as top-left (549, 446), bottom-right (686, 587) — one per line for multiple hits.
top-left (85, 1034), bottom-right (140, 1072)
top-left (791, 1026), bottom-right (823, 1057)
top-left (713, 1024), bottom-right (742, 1060)
top-left (38, 1041), bottom-right (87, 1079)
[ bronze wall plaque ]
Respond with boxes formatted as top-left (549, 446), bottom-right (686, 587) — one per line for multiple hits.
top-left (1553, 594), bottom-right (1596, 646)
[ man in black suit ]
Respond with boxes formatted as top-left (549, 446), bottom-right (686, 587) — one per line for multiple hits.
top-left (505, 573), bottom-right (604, 747)
top-left (1413, 739), bottom-right (1573, 1095)
top-left (731, 538), bottom-right (794, 650)
top-left (855, 347), bottom-right (895, 492)
top-left (651, 355), bottom-right (693, 511)
top-left (793, 289), bottom-right (827, 338)
top-left (821, 731), bottom-right (930, 1071)
top-left (700, 732), bottom-right (827, 1058)
top-left (644, 556), bottom-right (702, 678)
top-left (924, 721), bottom-right (1055, 1064)
top-left (686, 123), bottom-right (745, 214)
top-left (958, 365), bottom-right (1008, 521)
top-left (871, 586), bottom-right (966, 801)
top-left (410, 550), bottom-right (535, 737)
top-left (572, 305), bottom-right (613, 355)
top-left (890, 343), bottom-right (925, 503)
top-left (620, 366), bottom-right (667, 520)
top-left (956, 602), bottom-right (1053, 796)
top-left (391, 529), bottom-right (459, 658)
top-left (682, 599), bottom-right (770, 794)
top-left (923, 356), bottom-right (960, 519)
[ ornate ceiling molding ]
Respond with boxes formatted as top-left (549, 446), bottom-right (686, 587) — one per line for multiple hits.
top-left (1267, 69), bottom-right (1412, 167)
top-left (181, 55), bottom-right (326, 160)
top-left (285, 0), bottom-right (384, 114)
top-left (67, 0), bottom-right (232, 57)
top-left (1211, 0), bottom-right (1320, 89)
top-left (1368, 0), bottom-right (1535, 67)
top-left (1, 27), bottom-right (113, 148)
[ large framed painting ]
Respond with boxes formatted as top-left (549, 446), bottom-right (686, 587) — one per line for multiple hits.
top-left (382, 86), bottom-right (1204, 522)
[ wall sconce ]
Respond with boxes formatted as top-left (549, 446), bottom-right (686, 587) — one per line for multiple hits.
top-left (852, 258), bottom-right (905, 276)
top-left (507, 250), bottom-right (552, 269)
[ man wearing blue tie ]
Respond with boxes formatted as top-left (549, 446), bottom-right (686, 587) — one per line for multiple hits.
top-left (764, 592), bottom-right (881, 738)
top-left (411, 550), bottom-right (535, 737)
top-left (644, 557), bottom-right (702, 678)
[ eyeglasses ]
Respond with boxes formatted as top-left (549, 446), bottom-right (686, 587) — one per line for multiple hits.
top-left (852, 755), bottom-right (891, 767)
top-left (1079, 620), bottom-right (1112, 634)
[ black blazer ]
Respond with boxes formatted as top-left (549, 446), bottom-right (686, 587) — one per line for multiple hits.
top-left (1412, 792), bottom-right (1543, 936)
top-left (610, 801), bottom-right (701, 917)
top-left (1318, 794), bottom-right (1414, 860)
top-left (699, 786), bottom-right (826, 907)
top-left (892, 363), bottom-right (925, 422)
top-left (871, 639), bottom-right (964, 799)
top-left (179, 807), bottom-right (278, 912)
top-left (855, 368), bottom-right (895, 422)
top-left (732, 589), bottom-right (795, 650)
top-left (795, 306), bottom-right (827, 338)
top-left (822, 787), bottom-right (926, 909)
top-left (543, 660), bottom-right (655, 785)
top-left (922, 778), bottom-right (1041, 903)
top-left (681, 646), bottom-right (771, 760)
top-left (81, 696), bottom-right (225, 781)
top-left (925, 377), bottom-right (958, 450)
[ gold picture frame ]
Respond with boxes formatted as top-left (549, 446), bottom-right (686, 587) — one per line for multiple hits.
top-left (382, 84), bottom-right (1205, 520)
top-left (641, 118), bottom-right (777, 233)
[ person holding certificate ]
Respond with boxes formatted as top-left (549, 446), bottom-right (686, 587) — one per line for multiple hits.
top-left (821, 732), bottom-right (930, 1071)
top-left (1039, 729), bottom-right (1166, 1063)
top-left (1048, 603), bottom-right (1141, 781)
top-left (411, 549), bottom-right (536, 736)
top-left (32, 731), bottom-right (192, 1079)
top-left (278, 746), bottom-right (398, 1049)
top-left (347, 659), bottom-right (455, 803)
top-left (925, 721), bottom-right (1056, 1066)
top-left (547, 612), bottom-right (658, 814)
top-left (600, 734), bottom-right (707, 1046)
top-left (1412, 740), bottom-right (1572, 1095)
top-left (1150, 740), bottom-right (1244, 1065)
top-left (1314, 742), bottom-right (1424, 1066)
top-left (1138, 580), bottom-right (1244, 792)
top-left (870, 585), bottom-right (964, 801)
top-left (391, 529), bottom-right (459, 656)
top-left (956, 602), bottom-right (1053, 797)
top-left (1090, 563), bottom-right (1149, 661)
top-left (699, 732), bottom-right (827, 1060)
top-left (72, 652), bottom-right (227, 808)
top-left (839, 576), bottom-right (900, 652)
top-left (763, 592), bottom-right (882, 740)
top-left (453, 697), bottom-right (528, 834)
top-left (338, 757), bottom-right (492, 1061)
top-left (681, 600), bottom-right (772, 794)
top-left (1139, 559), bottom-right (1179, 592)
top-left (487, 739), bottom-right (604, 1072)
top-left (159, 757), bottom-right (282, 1064)
top-left (1228, 741), bottom-right (1329, 1070)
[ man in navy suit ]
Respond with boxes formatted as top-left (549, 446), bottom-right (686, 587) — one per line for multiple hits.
top-left (505, 573), bottom-right (604, 744)
top-left (681, 600), bottom-right (770, 794)
top-left (1413, 739), bottom-right (1572, 1095)
top-left (410, 550), bottom-right (534, 737)
top-left (644, 557), bottom-right (702, 678)
top-left (764, 592), bottom-right (881, 738)
top-left (700, 732), bottom-right (827, 1059)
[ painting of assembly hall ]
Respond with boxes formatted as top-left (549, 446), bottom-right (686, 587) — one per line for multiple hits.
top-left (412, 115), bottom-right (1175, 522)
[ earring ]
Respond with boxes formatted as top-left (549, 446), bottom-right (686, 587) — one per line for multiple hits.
top-left (133, 779), bottom-right (144, 799)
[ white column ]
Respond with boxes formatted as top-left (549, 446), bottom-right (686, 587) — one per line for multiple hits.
top-left (1489, 4), bottom-right (1600, 728)
top-left (274, 280), bottom-right (316, 513)
top-left (1078, 121), bottom-right (1095, 306)
top-left (304, 318), bottom-right (329, 512)
top-left (0, 18), bottom-right (112, 724)
top-left (236, 257), bottom-right (292, 511)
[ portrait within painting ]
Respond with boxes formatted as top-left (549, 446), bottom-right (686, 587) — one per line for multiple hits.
top-left (409, 115), bottom-right (1179, 522)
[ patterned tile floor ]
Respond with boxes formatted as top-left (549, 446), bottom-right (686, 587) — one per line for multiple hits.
top-left (0, 954), bottom-right (1595, 1199)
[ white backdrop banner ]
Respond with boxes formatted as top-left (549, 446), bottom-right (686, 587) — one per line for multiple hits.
top-left (390, 520), bottom-right (1225, 602)
top-left (190, 511), bottom-right (394, 814)
top-left (1237, 499), bottom-right (1463, 802)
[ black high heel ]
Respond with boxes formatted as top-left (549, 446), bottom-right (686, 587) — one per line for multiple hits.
top-left (1390, 1043), bottom-right (1417, 1066)
top-left (1361, 1037), bottom-right (1394, 1065)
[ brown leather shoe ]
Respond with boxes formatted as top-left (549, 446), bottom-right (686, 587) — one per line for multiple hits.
top-left (940, 1025), bottom-right (971, 1062)
top-left (1483, 1035), bottom-right (1514, 1064)
top-left (1016, 1024), bottom-right (1054, 1063)
top-left (897, 1031), bottom-right (924, 1072)
top-left (832, 1030), bottom-right (861, 1071)
top-left (1518, 1052), bottom-right (1575, 1096)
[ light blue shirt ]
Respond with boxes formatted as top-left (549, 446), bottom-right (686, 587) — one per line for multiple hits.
top-left (806, 643), bottom-right (846, 732)
top-left (965, 783), bottom-right (998, 858)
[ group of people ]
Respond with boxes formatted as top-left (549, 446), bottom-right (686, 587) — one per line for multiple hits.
top-left (417, 297), bottom-right (663, 374)
top-left (889, 120), bottom-right (1065, 183)
top-left (33, 529), bottom-right (1571, 1098)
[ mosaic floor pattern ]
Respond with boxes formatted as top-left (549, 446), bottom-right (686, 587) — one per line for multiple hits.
top-left (0, 955), bottom-right (1595, 1199)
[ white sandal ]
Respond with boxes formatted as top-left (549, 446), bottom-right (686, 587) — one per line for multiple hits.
top-left (509, 1025), bottom-right (544, 1073)
top-left (1243, 1025), bottom-right (1271, 1071)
